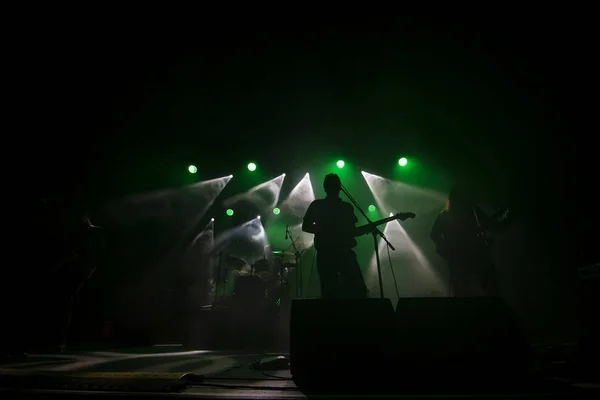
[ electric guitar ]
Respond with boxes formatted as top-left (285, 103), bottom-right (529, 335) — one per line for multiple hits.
top-left (434, 207), bottom-right (509, 261)
top-left (357, 212), bottom-right (416, 235)
top-left (474, 206), bottom-right (510, 248)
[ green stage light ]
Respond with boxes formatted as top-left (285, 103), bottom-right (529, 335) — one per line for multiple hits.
top-left (398, 157), bottom-right (408, 166)
top-left (273, 207), bottom-right (280, 215)
top-left (336, 160), bottom-right (345, 168)
top-left (368, 205), bottom-right (376, 212)
top-left (188, 165), bottom-right (197, 173)
top-left (226, 209), bottom-right (234, 216)
top-left (247, 162), bottom-right (257, 171)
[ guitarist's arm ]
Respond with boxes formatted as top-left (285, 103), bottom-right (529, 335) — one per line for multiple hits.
top-left (476, 206), bottom-right (510, 233)
top-left (430, 212), bottom-right (446, 244)
top-left (301, 203), bottom-right (318, 234)
top-left (302, 221), bottom-right (317, 234)
top-left (354, 223), bottom-right (376, 236)
top-left (51, 252), bottom-right (79, 275)
top-left (431, 212), bottom-right (450, 259)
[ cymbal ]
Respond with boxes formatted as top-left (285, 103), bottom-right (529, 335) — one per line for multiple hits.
top-left (252, 259), bottom-right (271, 271)
top-left (272, 251), bottom-right (295, 257)
top-left (226, 255), bottom-right (247, 267)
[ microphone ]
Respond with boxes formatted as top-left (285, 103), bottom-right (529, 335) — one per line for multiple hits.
top-left (285, 225), bottom-right (288, 240)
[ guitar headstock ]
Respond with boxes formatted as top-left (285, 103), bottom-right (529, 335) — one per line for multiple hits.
top-left (395, 212), bottom-right (416, 221)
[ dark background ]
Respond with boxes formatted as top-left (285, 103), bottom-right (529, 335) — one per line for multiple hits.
top-left (10, 15), bottom-right (595, 343)
top-left (26, 18), bottom-right (591, 247)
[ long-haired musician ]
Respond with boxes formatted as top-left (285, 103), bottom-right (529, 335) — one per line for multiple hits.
top-left (430, 185), bottom-right (509, 297)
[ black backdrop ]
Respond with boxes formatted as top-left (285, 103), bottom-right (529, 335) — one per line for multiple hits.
top-left (9, 15), bottom-right (595, 345)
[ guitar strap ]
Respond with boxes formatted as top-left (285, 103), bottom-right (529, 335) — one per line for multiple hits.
top-left (472, 207), bottom-right (490, 248)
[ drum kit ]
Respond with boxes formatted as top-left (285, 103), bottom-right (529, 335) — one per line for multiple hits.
top-left (215, 251), bottom-right (298, 306)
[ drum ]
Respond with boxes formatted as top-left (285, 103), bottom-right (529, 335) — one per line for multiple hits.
top-left (234, 276), bottom-right (267, 300)
top-left (222, 269), bottom-right (241, 297)
top-left (267, 260), bottom-right (293, 306)
top-left (252, 259), bottom-right (272, 281)
top-left (267, 278), bottom-right (290, 306)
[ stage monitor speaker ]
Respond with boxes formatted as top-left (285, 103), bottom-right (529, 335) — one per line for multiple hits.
top-left (290, 298), bottom-right (396, 390)
top-left (577, 265), bottom-right (599, 379)
top-left (394, 297), bottom-right (528, 381)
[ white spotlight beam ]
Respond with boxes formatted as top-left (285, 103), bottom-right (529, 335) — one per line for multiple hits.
top-left (191, 218), bottom-right (214, 246)
top-left (112, 175), bottom-right (233, 226)
top-left (158, 176), bottom-right (233, 264)
top-left (212, 217), bottom-right (263, 251)
top-left (289, 223), bottom-right (315, 252)
top-left (212, 217), bottom-right (270, 266)
top-left (277, 173), bottom-right (315, 250)
top-left (362, 171), bottom-right (444, 296)
top-left (361, 171), bottom-right (445, 216)
top-left (279, 173), bottom-right (315, 219)
top-left (366, 220), bottom-right (443, 299)
top-left (361, 171), bottom-right (388, 214)
top-left (222, 173), bottom-right (286, 209)
top-left (179, 175), bottom-right (234, 236)
top-left (129, 175), bottom-right (233, 204)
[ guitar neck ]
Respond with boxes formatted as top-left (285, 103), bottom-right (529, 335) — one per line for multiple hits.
top-left (359, 215), bottom-right (399, 230)
top-left (356, 213), bottom-right (414, 234)
top-left (373, 215), bottom-right (399, 226)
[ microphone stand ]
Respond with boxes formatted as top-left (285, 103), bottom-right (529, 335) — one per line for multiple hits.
top-left (285, 227), bottom-right (304, 298)
top-left (341, 184), bottom-right (395, 299)
top-left (214, 250), bottom-right (223, 304)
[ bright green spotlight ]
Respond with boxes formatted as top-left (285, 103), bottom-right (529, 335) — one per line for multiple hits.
top-left (273, 207), bottom-right (280, 215)
top-left (368, 205), bottom-right (376, 212)
top-left (247, 162), bottom-right (257, 171)
top-left (188, 165), bottom-right (197, 173)
top-left (336, 160), bottom-right (345, 168)
top-left (226, 209), bottom-right (234, 216)
top-left (398, 157), bottom-right (408, 166)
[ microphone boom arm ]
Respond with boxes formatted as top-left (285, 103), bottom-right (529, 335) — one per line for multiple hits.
top-left (285, 225), bottom-right (305, 298)
top-left (340, 183), bottom-right (393, 299)
top-left (341, 184), bottom-right (395, 251)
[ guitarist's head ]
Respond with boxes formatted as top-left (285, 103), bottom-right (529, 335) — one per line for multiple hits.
top-left (448, 184), bottom-right (473, 213)
top-left (324, 173), bottom-right (342, 198)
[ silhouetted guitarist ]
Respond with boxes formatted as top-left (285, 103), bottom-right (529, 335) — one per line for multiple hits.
top-left (49, 211), bottom-right (104, 351)
top-left (302, 174), bottom-right (414, 298)
top-left (430, 185), bottom-right (509, 297)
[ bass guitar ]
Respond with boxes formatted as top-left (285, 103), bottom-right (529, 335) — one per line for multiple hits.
top-left (357, 212), bottom-right (416, 235)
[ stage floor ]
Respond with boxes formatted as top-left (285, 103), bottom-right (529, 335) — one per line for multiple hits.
top-left (0, 346), bottom-right (301, 399)
top-left (1, 345), bottom-right (598, 398)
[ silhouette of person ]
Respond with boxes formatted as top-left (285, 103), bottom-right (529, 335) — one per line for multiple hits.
top-left (430, 185), bottom-right (509, 297)
top-left (47, 210), bottom-right (104, 351)
top-left (302, 174), bottom-right (374, 298)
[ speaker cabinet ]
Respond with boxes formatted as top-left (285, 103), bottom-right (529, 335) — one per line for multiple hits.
top-left (290, 298), bottom-right (396, 389)
top-left (394, 297), bottom-right (528, 380)
top-left (577, 268), bottom-right (599, 379)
